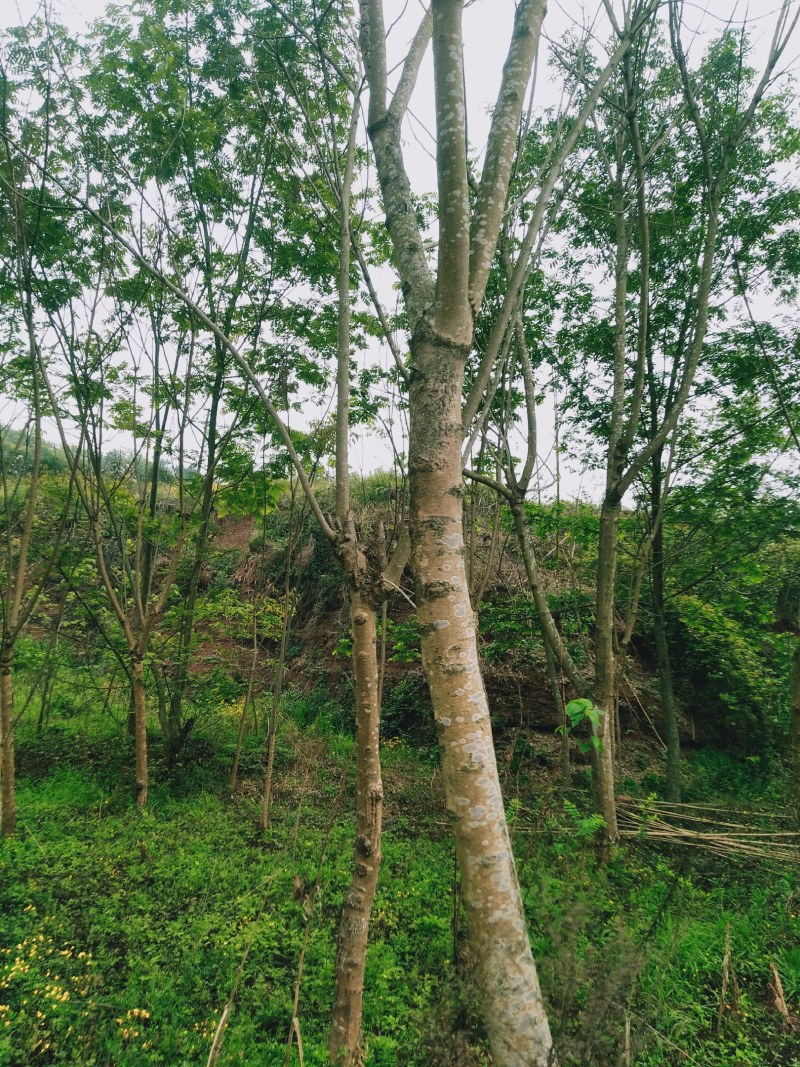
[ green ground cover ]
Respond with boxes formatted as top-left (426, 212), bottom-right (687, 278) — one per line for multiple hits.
top-left (1, 709), bottom-right (799, 1066)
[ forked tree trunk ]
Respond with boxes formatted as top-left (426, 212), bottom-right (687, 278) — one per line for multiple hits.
top-left (0, 644), bottom-right (15, 837)
top-left (329, 590), bottom-right (383, 1065)
top-left (409, 347), bottom-right (555, 1066)
top-left (131, 655), bottom-right (148, 808)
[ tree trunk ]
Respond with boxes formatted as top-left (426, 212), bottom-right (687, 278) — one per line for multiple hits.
top-left (230, 699), bottom-right (250, 796)
top-left (231, 599), bottom-right (260, 793)
top-left (593, 497), bottom-right (620, 843)
top-left (544, 640), bottom-right (570, 782)
top-left (473, 489), bottom-right (501, 613)
top-left (260, 587), bottom-right (292, 832)
top-left (131, 655), bottom-right (148, 808)
top-left (651, 521), bottom-right (681, 802)
top-left (168, 355), bottom-right (226, 744)
top-left (790, 637), bottom-right (800, 808)
top-left (127, 687), bottom-right (137, 738)
top-left (409, 346), bottom-right (555, 1067)
top-left (151, 661), bottom-right (184, 768)
top-left (511, 501), bottom-right (583, 693)
top-left (0, 644), bottom-right (16, 838)
top-left (329, 592), bottom-right (383, 1065)
top-left (261, 484), bottom-right (299, 831)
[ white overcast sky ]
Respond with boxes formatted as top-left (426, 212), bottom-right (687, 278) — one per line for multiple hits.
top-left (1, 1), bottom-right (798, 499)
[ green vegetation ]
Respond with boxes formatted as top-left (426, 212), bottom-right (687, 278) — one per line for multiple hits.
top-left (1, 1), bottom-right (799, 1063)
top-left (1, 471), bottom-right (798, 1063)
top-left (2, 705), bottom-right (799, 1065)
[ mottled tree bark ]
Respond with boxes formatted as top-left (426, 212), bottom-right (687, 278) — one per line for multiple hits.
top-left (409, 346), bottom-right (555, 1065)
top-left (358, 0), bottom-right (558, 1059)
top-left (328, 86), bottom-right (397, 1063)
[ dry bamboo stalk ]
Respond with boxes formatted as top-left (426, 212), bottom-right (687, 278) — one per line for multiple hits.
top-left (623, 807), bottom-right (795, 831)
top-left (623, 1012), bottom-right (631, 1066)
top-left (616, 808), bottom-right (799, 855)
top-left (623, 807), bottom-right (797, 832)
top-left (641, 800), bottom-right (792, 818)
top-left (769, 961), bottom-right (793, 1027)
top-left (717, 924), bottom-right (740, 1031)
top-left (616, 829), bottom-right (795, 861)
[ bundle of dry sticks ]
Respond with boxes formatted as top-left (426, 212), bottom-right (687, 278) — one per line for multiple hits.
top-left (616, 798), bottom-right (799, 864)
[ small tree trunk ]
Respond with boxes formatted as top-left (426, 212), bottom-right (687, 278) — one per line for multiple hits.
top-left (231, 600), bottom-right (260, 793)
top-left (790, 637), bottom-right (800, 807)
top-left (652, 524), bottom-right (681, 802)
top-left (544, 640), bottom-right (570, 782)
top-left (230, 700), bottom-right (250, 796)
top-left (593, 497), bottom-right (620, 843)
top-left (510, 502), bottom-right (582, 693)
top-left (473, 489), bottom-right (501, 613)
top-left (260, 485), bottom-right (299, 832)
top-left (151, 661), bottom-right (181, 767)
top-left (131, 655), bottom-right (148, 808)
top-left (0, 644), bottom-right (16, 838)
top-left (377, 600), bottom-right (388, 711)
top-left (329, 591), bottom-right (383, 1065)
top-left (259, 591), bottom-right (291, 832)
top-left (37, 675), bottom-right (51, 734)
top-left (409, 348), bottom-right (555, 1067)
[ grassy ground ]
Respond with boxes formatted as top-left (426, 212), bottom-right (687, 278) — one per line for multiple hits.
top-left (1, 706), bottom-right (799, 1066)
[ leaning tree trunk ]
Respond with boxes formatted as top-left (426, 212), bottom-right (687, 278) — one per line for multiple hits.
top-left (408, 346), bottom-right (555, 1067)
top-left (131, 654), bottom-right (148, 808)
top-left (0, 642), bottom-right (15, 837)
top-left (329, 590), bottom-right (383, 1065)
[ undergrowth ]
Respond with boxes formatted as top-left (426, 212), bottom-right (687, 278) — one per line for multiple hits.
top-left (1, 711), bottom-right (798, 1065)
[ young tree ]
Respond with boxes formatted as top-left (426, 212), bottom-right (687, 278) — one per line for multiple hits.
top-left (0, 26), bottom-right (88, 835)
top-left (42, 3), bottom-right (405, 1054)
top-left (546, 4), bottom-right (799, 818)
top-left (84, 0), bottom-right (346, 757)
